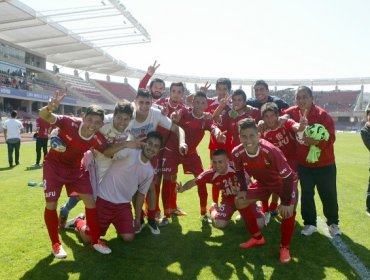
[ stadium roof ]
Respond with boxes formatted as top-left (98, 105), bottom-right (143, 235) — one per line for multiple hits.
top-left (0, 0), bottom-right (150, 77)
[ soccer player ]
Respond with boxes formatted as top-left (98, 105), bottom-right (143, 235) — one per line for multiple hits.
top-left (204, 78), bottom-right (233, 207)
top-left (138, 60), bottom-right (165, 100)
top-left (39, 91), bottom-right (111, 258)
top-left (247, 80), bottom-right (289, 112)
top-left (177, 149), bottom-right (265, 229)
top-left (32, 116), bottom-right (52, 167)
top-left (58, 100), bottom-right (138, 227)
top-left (128, 89), bottom-right (187, 231)
top-left (284, 86), bottom-right (340, 236)
top-left (215, 89), bottom-right (261, 149)
top-left (360, 108), bottom-right (370, 216)
top-left (161, 91), bottom-right (226, 223)
top-left (233, 118), bottom-right (298, 264)
top-left (68, 131), bottom-right (163, 243)
top-left (155, 82), bottom-right (189, 218)
top-left (259, 102), bottom-right (307, 216)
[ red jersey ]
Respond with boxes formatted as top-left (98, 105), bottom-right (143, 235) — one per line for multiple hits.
top-left (155, 98), bottom-right (188, 148)
top-left (175, 107), bottom-right (218, 154)
top-left (196, 166), bottom-right (240, 204)
top-left (45, 115), bottom-right (107, 168)
top-left (260, 119), bottom-right (297, 162)
top-left (220, 106), bottom-right (261, 149)
top-left (36, 117), bottom-right (52, 139)
top-left (232, 139), bottom-right (293, 188)
top-left (206, 97), bottom-right (231, 152)
top-left (284, 105), bottom-right (335, 167)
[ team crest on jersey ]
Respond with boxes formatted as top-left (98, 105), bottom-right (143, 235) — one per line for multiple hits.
top-left (65, 134), bottom-right (72, 141)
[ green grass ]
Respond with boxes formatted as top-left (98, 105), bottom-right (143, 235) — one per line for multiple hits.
top-left (0, 132), bottom-right (369, 280)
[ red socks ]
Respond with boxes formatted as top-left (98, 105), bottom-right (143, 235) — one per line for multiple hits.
top-left (85, 207), bottom-right (100, 245)
top-left (162, 178), bottom-right (174, 218)
top-left (239, 204), bottom-right (260, 236)
top-left (197, 183), bottom-right (208, 215)
top-left (281, 213), bottom-right (296, 247)
top-left (44, 208), bottom-right (60, 245)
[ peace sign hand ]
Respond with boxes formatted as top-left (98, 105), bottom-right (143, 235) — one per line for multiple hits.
top-left (216, 130), bottom-right (227, 144)
top-left (200, 81), bottom-right (211, 93)
top-left (299, 109), bottom-right (308, 128)
top-left (147, 60), bottom-right (160, 76)
top-left (47, 90), bottom-right (66, 112)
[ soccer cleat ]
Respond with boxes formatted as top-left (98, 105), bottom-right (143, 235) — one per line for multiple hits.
top-left (279, 246), bottom-right (291, 263)
top-left (147, 218), bottom-right (160, 235)
top-left (58, 215), bottom-right (68, 229)
top-left (52, 243), bottom-right (67, 259)
top-left (201, 214), bottom-right (212, 224)
top-left (159, 217), bottom-right (170, 227)
top-left (239, 236), bottom-right (266, 249)
top-left (171, 207), bottom-right (187, 216)
top-left (301, 225), bottom-right (317, 236)
top-left (328, 224), bottom-right (341, 236)
top-left (92, 240), bottom-right (112, 254)
top-left (65, 213), bottom-right (85, 230)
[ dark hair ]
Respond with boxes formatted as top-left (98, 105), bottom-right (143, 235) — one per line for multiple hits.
top-left (254, 80), bottom-right (269, 91)
top-left (212, 148), bottom-right (227, 157)
top-left (261, 102), bottom-right (279, 117)
top-left (296, 86), bottom-right (313, 98)
top-left (216, 78), bottom-right (232, 91)
top-left (10, 110), bottom-right (17, 118)
top-left (232, 89), bottom-right (247, 102)
top-left (149, 78), bottom-right (165, 89)
top-left (85, 105), bottom-right (105, 120)
top-left (114, 99), bottom-right (134, 118)
top-left (238, 118), bottom-right (257, 132)
top-left (146, 131), bottom-right (163, 147)
top-left (170, 82), bottom-right (185, 92)
top-left (193, 91), bottom-right (207, 101)
top-left (136, 89), bottom-right (152, 99)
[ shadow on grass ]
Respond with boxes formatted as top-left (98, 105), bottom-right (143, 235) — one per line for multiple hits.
top-left (20, 215), bottom-right (362, 279)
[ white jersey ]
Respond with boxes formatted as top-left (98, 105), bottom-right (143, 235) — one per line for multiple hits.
top-left (95, 114), bottom-right (131, 182)
top-left (97, 149), bottom-right (154, 204)
top-left (127, 107), bottom-right (172, 139)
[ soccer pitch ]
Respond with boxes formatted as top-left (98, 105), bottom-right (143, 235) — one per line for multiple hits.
top-left (0, 132), bottom-right (369, 280)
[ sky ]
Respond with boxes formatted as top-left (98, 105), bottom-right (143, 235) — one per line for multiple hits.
top-left (25, 0), bottom-right (370, 91)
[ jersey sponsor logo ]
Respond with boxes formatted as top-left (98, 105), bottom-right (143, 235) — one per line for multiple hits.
top-left (45, 191), bottom-right (56, 198)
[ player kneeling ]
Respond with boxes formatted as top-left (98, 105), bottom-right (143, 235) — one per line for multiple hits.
top-left (177, 149), bottom-right (265, 229)
top-left (67, 131), bottom-right (163, 243)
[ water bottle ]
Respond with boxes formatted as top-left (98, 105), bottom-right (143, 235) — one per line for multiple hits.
top-left (28, 181), bottom-right (38, 187)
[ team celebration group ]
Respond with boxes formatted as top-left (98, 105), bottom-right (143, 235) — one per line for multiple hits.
top-left (36, 61), bottom-right (341, 264)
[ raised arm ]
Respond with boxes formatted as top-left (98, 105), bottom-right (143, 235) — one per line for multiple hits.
top-left (39, 91), bottom-right (66, 123)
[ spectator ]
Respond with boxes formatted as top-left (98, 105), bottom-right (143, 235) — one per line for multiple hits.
top-left (33, 116), bottom-right (52, 167)
top-left (3, 110), bottom-right (23, 167)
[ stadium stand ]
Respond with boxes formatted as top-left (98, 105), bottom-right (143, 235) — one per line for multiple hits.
top-left (93, 79), bottom-right (136, 101)
top-left (313, 90), bottom-right (360, 112)
top-left (55, 73), bottom-right (115, 104)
